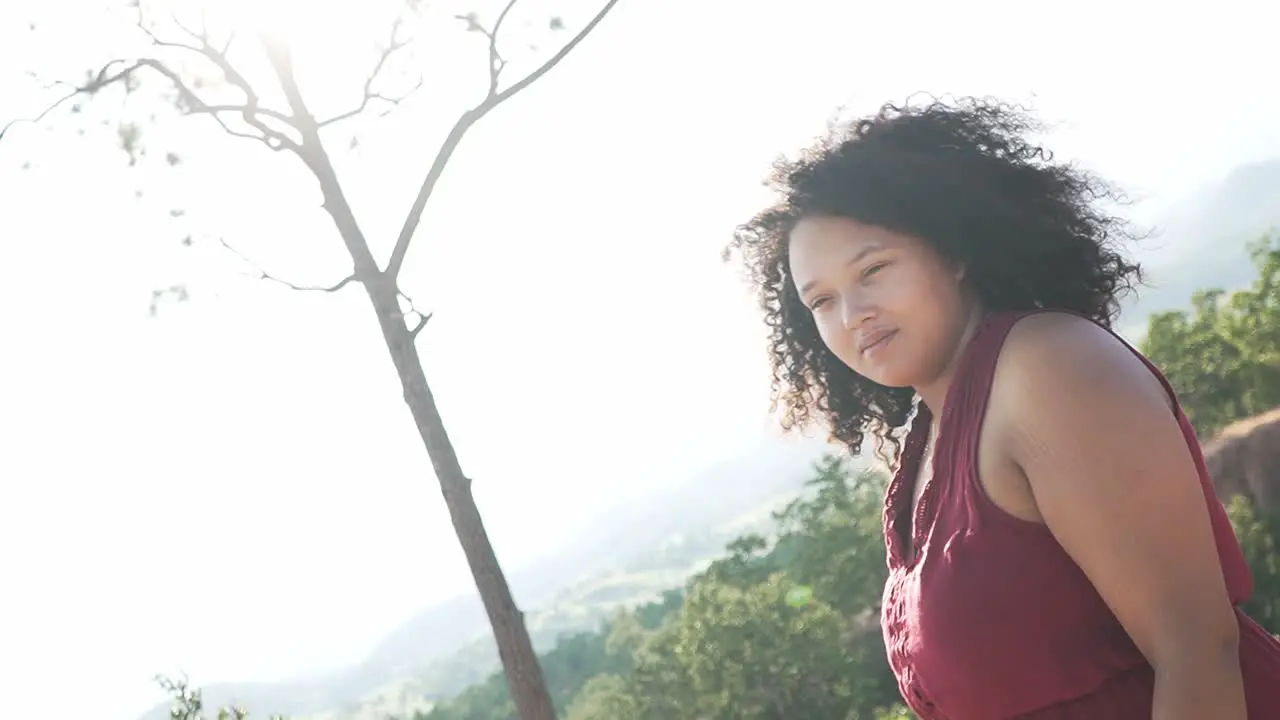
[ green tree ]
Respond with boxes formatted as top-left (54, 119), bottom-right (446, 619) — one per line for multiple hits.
top-left (6, 2), bottom-right (621, 717)
top-left (662, 572), bottom-right (873, 719)
top-left (564, 675), bottom-right (641, 720)
top-left (1142, 233), bottom-right (1280, 436)
top-left (770, 455), bottom-right (889, 616)
top-left (420, 615), bottom-right (647, 720)
top-left (595, 458), bottom-right (901, 720)
top-left (423, 455), bottom-right (907, 720)
top-left (1142, 233), bottom-right (1280, 633)
top-left (1226, 496), bottom-right (1280, 634)
top-left (156, 675), bottom-right (284, 720)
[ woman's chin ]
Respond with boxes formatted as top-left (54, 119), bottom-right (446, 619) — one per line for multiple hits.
top-left (858, 367), bottom-right (915, 390)
top-left (877, 376), bottom-right (915, 390)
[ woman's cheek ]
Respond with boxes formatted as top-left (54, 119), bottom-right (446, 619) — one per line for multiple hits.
top-left (816, 317), bottom-right (850, 361)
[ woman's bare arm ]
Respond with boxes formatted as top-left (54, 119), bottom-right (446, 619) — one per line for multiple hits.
top-left (998, 313), bottom-right (1245, 720)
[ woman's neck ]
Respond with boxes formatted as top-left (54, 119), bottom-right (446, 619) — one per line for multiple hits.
top-left (915, 304), bottom-right (986, 414)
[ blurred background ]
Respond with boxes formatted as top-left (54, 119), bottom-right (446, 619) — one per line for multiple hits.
top-left (0, 0), bottom-right (1276, 718)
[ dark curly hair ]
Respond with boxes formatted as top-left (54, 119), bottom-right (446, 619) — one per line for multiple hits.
top-left (729, 96), bottom-right (1143, 462)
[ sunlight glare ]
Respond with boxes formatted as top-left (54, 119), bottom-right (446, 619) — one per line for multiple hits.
top-left (158, 0), bottom-right (403, 110)
top-left (162, 0), bottom-right (371, 65)
top-left (206, 0), bottom-right (318, 42)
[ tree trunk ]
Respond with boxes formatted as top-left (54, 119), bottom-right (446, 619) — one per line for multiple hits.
top-left (365, 277), bottom-right (557, 720)
top-left (291, 107), bottom-right (557, 719)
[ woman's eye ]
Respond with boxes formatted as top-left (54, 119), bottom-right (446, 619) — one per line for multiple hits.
top-left (862, 262), bottom-right (888, 280)
top-left (810, 296), bottom-right (831, 311)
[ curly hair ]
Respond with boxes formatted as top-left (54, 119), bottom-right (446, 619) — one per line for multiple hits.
top-left (729, 97), bottom-right (1143, 462)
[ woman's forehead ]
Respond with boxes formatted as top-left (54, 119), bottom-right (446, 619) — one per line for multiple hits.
top-left (789, 218), bottom-right (919, 283)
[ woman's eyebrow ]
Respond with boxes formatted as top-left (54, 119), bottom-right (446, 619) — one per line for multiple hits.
top-left (797, 242), bottom-right (885, 295)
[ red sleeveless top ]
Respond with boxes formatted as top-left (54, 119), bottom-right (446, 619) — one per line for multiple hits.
top-left (880, 310), bottom-right (1280, 719)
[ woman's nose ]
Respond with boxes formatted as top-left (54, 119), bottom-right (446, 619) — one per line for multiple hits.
top-left (841, 293), bottom-right (874, 331)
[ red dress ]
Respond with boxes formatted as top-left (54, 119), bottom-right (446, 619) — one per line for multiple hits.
top-left (880, 310), bottom-right (1280, 719)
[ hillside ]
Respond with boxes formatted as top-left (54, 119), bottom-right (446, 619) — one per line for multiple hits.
top-left (416, 455), bottom-right (907, 720)
top-left (138, 435), bottom-right (837, 720)
top-left (1119, 158), bottom-right (1280, 336)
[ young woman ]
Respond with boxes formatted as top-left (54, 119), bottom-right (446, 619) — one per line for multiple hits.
top-left (729, 98), bottom-right (1280, 718)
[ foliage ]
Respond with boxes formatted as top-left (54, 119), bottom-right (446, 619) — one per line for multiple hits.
top-left (417, 625), bottom-right (635, 720)
top-left (1226, 496), bottom-right (1280, 633)
top-left (163, 448), bottom-right (1280, 720)
top-left (419, 455), bottom-right (907, 720)
top-left (1142, 230), bottom-right (1280, 637)
top-left (1142, 233), bottom-right (1280, 437)
top-left (563, 674), bottom-right (641, 720)
top-left (156, 675), bottom-right (283, 720)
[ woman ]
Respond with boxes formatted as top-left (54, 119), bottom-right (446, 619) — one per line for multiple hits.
top-left (729, 98), bottom-right (1280, 718)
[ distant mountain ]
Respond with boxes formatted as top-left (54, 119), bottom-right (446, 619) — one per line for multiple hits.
top-left (138, 434), bottom-right (837, 720)
top-left (1120, 158), bottom-right (1280, 337)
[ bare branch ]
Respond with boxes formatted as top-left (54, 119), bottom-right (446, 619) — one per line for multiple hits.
top-left (257, 39), bottom-right (387, 282)
top-left (219, 237), bottom-right (357, 293)
top-left (382, 115), bottom-right (476, 279)
top-left (145, 58), bottom-right (299, 152)
top-left (410, 311), bottom-right (434, 338)
top-left (1, 60), bottom-right (274, 148)
top-left (489, 0), bottom-right (620, 107)
top-left (3, 11), bottom-right (302, 152)
top-left (487, 0), bottom-right (520, 94)
top-left (397, 288), bottom-right (434, 338)
top-left (456, 0), bottom-right (519, 96)
top-left (258, 40), bottom-right (319, 132)
top-left (383, 0), bottom-right (622, 280)
top-left (318, 16), bottom-right (423, 128)
top-left (158, 17), bottom-right (301, 149)
top-left (0, 61), bottom-right (140, 141)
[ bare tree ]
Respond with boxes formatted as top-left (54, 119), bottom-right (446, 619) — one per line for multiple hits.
top-left (4, 1), bottom-right (622, 717)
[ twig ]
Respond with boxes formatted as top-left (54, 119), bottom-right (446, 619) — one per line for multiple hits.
top-left (258, 39), bottom-right (388, 282)
top-left (1, 61), bottom-right (132, 141)
top-left (383, 0), bottom-right (622, 280)
top-left (219, 237), bottom-right (357, 292)
top-left (399, 289), bottom-right (434, 338)
top-left (318, 16), bottom-right (423, 128)
top-left (136, 20), bottom-right (293, 131)
top-left (489, 0), bottom-right (521, 73)
top-left (157, 16), bottom-right (301, 149)
top-left (2, 11), bottom-right (303, 152)
top-left (145, 58), bottom-right (299, 152)
top-left (409, 311), bottom-right (434, 338)
top-left (456, 0), bottom-right (519, 97)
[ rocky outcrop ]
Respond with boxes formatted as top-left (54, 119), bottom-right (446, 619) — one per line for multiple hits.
top-left (1203, 407), bottom-right (1280, 513)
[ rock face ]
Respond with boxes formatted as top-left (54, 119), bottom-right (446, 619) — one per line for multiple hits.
top-left (1203, 407), bottom-right (1280, 513)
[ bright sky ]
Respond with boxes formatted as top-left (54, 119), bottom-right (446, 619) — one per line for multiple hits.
top-left (0, 0), bottom-right (1276, 718)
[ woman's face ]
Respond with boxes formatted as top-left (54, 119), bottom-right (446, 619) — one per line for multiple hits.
top-left (788, 215), bottom-right (973, 390)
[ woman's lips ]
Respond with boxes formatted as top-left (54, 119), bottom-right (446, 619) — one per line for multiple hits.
top-left (858, 329), bottom-right (898, 356)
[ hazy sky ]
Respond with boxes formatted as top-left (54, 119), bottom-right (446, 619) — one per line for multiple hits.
top-left (0, 0), bottom-right (1276, 718)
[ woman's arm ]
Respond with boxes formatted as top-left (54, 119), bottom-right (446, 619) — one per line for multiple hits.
top-left (997, 313), bottom-right (1245, 720)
